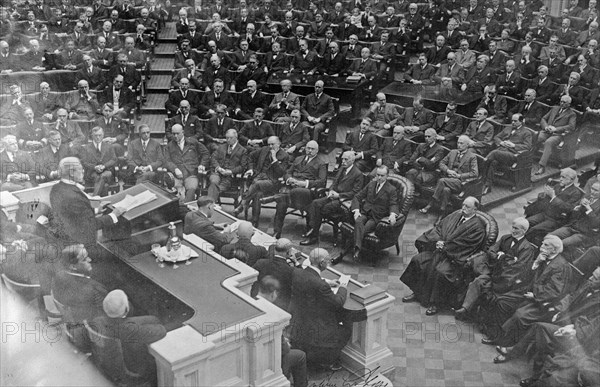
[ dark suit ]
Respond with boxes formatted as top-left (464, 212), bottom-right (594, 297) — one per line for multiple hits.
top-left (93, 117), bottom-right (128, 148)
top-left (377, 138), bottom-right (412, 169)
top-left (433, 63), bottom-right (465, 88)
top-left (464, 120), bottom-right (494, 155)
top-left (340, 44), bottom-right (362, 60)
top-left (207, 142), bottom-right (248, 201)
top-left (80, 142), bottom-right (116, 196)
top-left (404, 63), bottom-right (436, 83)
top-left (170, 68), bottom-right (203, 90)
top-left (289, 267), bottom-right (349, 363)
top-left (433, 149), bottom-right (479, 211)
top-left (406, 142), bottom-right (446, 190)
top-left (126, 138), bottom-right (164, 183)
top-left (221, 236), bottom-right (268, 267)
top-left (264, 52), bottom-right (288, 72)
top-left (538, 106), bottom-right (577, 167)
top-left (351, 179), bottom-right (400, 250)
top-left (166, 114), bottom-right (203, 141)
top-left (336, 23), bottom-right (359, 41)
top-left (174, 50), bottom-right (202, 69)
top-left (280, 122), bottom-right (310, 152)
top-left (199, 90), bottom-right (236, 117)
top-left (164, 138), bottom-right (210, 202)
top-left (236, 90), bottom-right (268, 119)
top-left (184, 210), bottom-right (234, 251)
top-left (207, 31), bottom-right (233, 51)
top-left (239, 120), bottom-right (275, 149)
top-left (400, 107), bottom-right (435, 132)
top-left (550, 197), bottom-right (600, 250)
top-left (477, 95), bottom-right (508, 121)
top-left (425, 45), bottom-right (452, 65)
top-left (181, 31), bottom-right (204, 49)
top-left (346, 58), bottom-right (378, 79)
top-left (318, 52), bottom-right (347, 75)
top-left (56, 49), bottom-right (84, 69)
top-left (432, 114), bottom-right (464, 147)
top-left (530, 76), bottom-right (557, 104)
top-left (232, 67), bottom-right (268, 91)
top-left (78, 66), bottom-right (106, 90)
top-left (273, 154), bottom-right (328, 234)
top-left (65, 93), bottom-right (100, 120)
top-left (108, 64), bottom-right (141, 89)
top-left (54, 120), bottom-right (86, 148)
top-left (496, 71), bottom-right (523, 98)
top-left (269, 91), bottom-right (301, 121)
top-left (541, 58), bottom-right (565, 83)
top-left (508, 100), bottom-right (546, 129)
top-left (300, 92), bottom-right (335, 139)
top-left (464, 66), bottom-right (495, 93)
top-left (291, 50), bottom-right (318, 73)
top-left (307, 165), bottom-right (364, 233)
top-left (342, 130), bottom-right (379, 172)
top-left (99, 87), bottom-right (135, 116)
top-left (204, 116), bottom-right (236, 147)
top-left (16, 120), bottom-right (45, 149)
top-left (49, 181), bottom-right (118, 246)
top-left (484, 125), bottom-right (532, 184)
top-left (0, 150), bottom-right (36, 191)
top-left (89, 47), bottom-right (114, 68)
top-left (34, 144), bottom-right (71, 180)
top-left (165, 90), bottom-right (200, 116)
top-left (52, 270), bottom-right (107, 321)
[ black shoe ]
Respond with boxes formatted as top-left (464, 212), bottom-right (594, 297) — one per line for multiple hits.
top-left (495, 346), bottom-right (508, 356)
top-left (301, 228), bottom-right (314, 238)
top-left (300, 237), bottom-right (318, 246)
top-left (482, 185), bottom-right (491, 195)
top-left (251, 220), bottom-right (259, 228)
top-left (425, 305), bottom-right (438, 315)
top-left (519, 378), bottom-right (537, 387)
top-left (402, 293), bottom-right (417, 303)
top-left (481, 336), bottom-right (497, 345)
top-left (493, 354), bottom-right (508, 364)
top-left (271, 231), bottom-right (281, 239)
top-left (233, 205), bottom-right (243, 217)
top-left (454, 307), bottom-right (469, 321)
top-left (331, 252), bottom-right (344, 265)
top-left (352, 249), bottom-right (361, 262)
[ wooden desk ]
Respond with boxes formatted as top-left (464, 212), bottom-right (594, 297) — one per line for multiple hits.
top-left (381, 82), bottom-right (483, 116)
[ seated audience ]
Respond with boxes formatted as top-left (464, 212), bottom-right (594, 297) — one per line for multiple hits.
top-left (127, 124), bottom-right (164, 184)
top-left (207, 129), bottom-right (248, 203)
top-left (0, 135), bottom-right (36, 192)
top-left (183, 196), bottom-right (234, 251)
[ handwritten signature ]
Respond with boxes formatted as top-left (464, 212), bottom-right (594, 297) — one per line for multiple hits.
top-left (309, 366), bottom-right (390, 387)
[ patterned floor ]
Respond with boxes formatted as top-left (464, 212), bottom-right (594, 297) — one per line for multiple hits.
top-left (221, 183), bottom-right (546, 387)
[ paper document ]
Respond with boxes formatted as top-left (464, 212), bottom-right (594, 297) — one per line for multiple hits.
top-left (113, 190), bottom-right (158, 212)
top-left (338, 274), bottom-right (350, 287)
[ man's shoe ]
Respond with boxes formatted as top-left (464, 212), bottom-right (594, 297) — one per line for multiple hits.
top-left (251, 220), bottom-right (259, 228)
top-left (482, 185), bottom-right (491, 195)
top-left (534, 166), bottom-right (545, 175)
top-left (271, 231), bottom-right (281, 239)
top-left (425, 306), bottom-right (438, 315)
top-left (496, 346), bottom-right (508, 356)
top-left (481, 336), bottom-right (496, 345)
top-left (331, 252), bottom-right (344, 265)
top-left (493, 354), bottom-right (508, 364)
top-left (519, 378), bottom-right (537, 387)
top-left (352, 248), bottom-right (361, 262)
top-left (402, 293), bottom-right (417, 303)
top-left (233, 205), bottom-right (244, 217)
top-left (301, 228), bottom-right (314, 238)
top-left (454, 307), bottom-right (469, 321)
top-left (300, 237), bottom-right (318, 246)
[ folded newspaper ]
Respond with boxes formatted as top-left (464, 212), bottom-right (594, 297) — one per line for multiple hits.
top-left (113, 190), bottom-right (158, 212)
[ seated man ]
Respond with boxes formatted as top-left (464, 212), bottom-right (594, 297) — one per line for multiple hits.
top-left (400, 196), bottom-right (487, 315)
top-left (300, 80), bottom-right (335, 141)
top-left (550, 182), bottom-right (600, 254)
top-left (0, 135), bottom-right (36, 192)
top-left (482, 113), bottom-right (533, 194)
top-left (16, 108), bottom-right (45, 152)
top-left (220, 220), bottom-right (268, 266)
top-left (109, 54), bottom-right (141, 91)
top-left (405, 129), bottom-right (445, 192)
top-left (342, 118), bottom-right (379, 173)
top-left (464, 108), bottom-right (494, 156)
top-left (301, 151), bottom-right (364, 247)
top-left (400, 96), bottom-right (435, 137)
top-left (289, 39), bottom-right (318, 74)
top-left (52, 109), bottom-right (86, 150)
top-left (234, 80), bottom-right (268, 120)
top-left (166, 100), bottom-right (203, 142)
top-left (233, 136), bottom-right (290, 227)
top-left (432, 103), bottom-right (465, 148)
top-left (99, 75), bottom-right (136, 120)
top-left (1, 85), bottom-right (34, 126)
top-left (476, 84), bottom-right (507, 122)
top-left (252, 239), bottom-right (299, 311)
top-left (255, 275), bottom-right (308, 387)
top-left (165, 77), bottom-right (200, 117)
top-left (93, 103), bottom-right (129, 157)
top-left (171, 59), bottom-right (203, 90)
top-left (404, 52), bottom-right (436, 85)
top-left (93, 290), bottom-right (166, 383)
top-left (183, 196), bottom-right (235, 251)
top-left (349, 165), bottom-right (399, 262)
top-left (289, 248), bottom-right (350, 369)
top-left (375, 126), bottom-right (412, 174)
top-left (207, 129), bottom-right (248, 203)
top-left (239, 108), bottom-right (275, 151)
top-left (126, 124), bottom-right (164, 184)
top-left (163, 124), bottom-right (210, 203)
top-left (204, 104), bottom-right (236, 153)
top-left (66, 80), bottom-right (100, 121)
top-left (273, 141), bottom-right (327, 238)
top-left (419, 135), bottom-right (479, 218)
top-left (35, 130), bottom-right (71, 182)
top-left (454, 217), bottom-right (537, 322)
top-left (486, 235), bottom-right (571, 347)
top-left (535, 95), bottom-right (577, 175)
top-left (80, 127), bottom-right (116, 197)
top-left (52, 244), bottom-right (108, 322)
top-left (199, 78), bottom-right (236, 118)
top-left (280, 109), bottom-right (310, 157)
top-left (269, 79), bottom-right (300, 122)
top-left (366, 93), bottom-right (402, 137)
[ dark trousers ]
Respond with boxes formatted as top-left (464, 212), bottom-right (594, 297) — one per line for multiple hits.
top-left (274, 187), bottom-right (313, 233)
top-left (353, 213), bottom-right (378, 250)
top-left (497, 301), bottom-right (552, 347)
top-left (525, 214), bottom-right (563, 246)
top-left (307, 197), bottom-right (344, 232)
top-left (484, 149), bottom-right (517, 184)
top-left (462, 274), bottom-right (492, 311)
top-left (573, 246), bottom-right (600, 279)
top-left (242, 178), bottom-right (277, 223)
top-left (87, 170), bottom-right (113, 196)
top-left (282, 349), bottom-right (308, 387)
top-left (432, 177), bottom-right (462, 212)
top-left (207, 173), bottom-right (233, 202)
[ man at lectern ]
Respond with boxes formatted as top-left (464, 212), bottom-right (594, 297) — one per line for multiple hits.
top-left (49, 157), bottom-right (126, 249)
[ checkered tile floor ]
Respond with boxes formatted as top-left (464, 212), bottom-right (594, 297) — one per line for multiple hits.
top-left (218, 182), bottom-right (546, 387)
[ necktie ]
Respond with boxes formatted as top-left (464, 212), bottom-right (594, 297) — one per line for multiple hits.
top-left (458, 217), bottom-right (466, 226)
top-left (142, 141), bottom-right (147, 152)
top-left (228, 145), bottom-right (233, 154)
top-left (393, 140), bottom-right (397, 147)
top-left (376, 183), bottom-right (382, 193)
top-left (96, 143), bottom-right (101, 153)
top-left (359, 133), bottom-right (364, 142)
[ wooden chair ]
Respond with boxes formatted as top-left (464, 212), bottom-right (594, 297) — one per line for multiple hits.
top-left (339, 174), bottom-right (414, 264)
top-left (83, 320), bottom-right (144, 387)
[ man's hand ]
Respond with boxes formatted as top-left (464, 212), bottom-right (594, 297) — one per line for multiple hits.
top-left (389, 213), bottom-right (397, 225)
top-left (286, 145), bottom-right (296, 154)
top-left (328, 190), bottom-right (339, 199)
top-left (524, 291), bottom-right (535, 299)
top-left (198, 165), bottom-right (206, 173)
top-left (353, 209), bottom-right (361, 220)
top-left (461, 83), bottom-right (467, 91)
top-left (174, 168), bottom-right (183, 179)
top-left (436, 241), bottom-right (445, 249)
top-left (111, 206), bottom-right (126, 217)
top-left (376, 158), bottom-right (382, 167)
top-left (554, 324), bottom-right (576, 337)
top-left (244, 169), bottom-right (254, 178)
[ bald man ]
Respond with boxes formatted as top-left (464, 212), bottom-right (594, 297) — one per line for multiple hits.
top-left (300, 80), bottom-right (335, 142)
top-left (220, 220), bottom-right (268, 266)
top-left (289, 248), bottom-right (350, 368)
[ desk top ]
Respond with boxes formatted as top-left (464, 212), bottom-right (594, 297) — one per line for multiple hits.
top-left (267, 72), bottom-right (369, 92)
top-left (381, 82), bottom-right (483, 106)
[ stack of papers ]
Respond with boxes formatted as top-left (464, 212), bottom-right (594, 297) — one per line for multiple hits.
top-left (113, 190), bottom-right (157, 212)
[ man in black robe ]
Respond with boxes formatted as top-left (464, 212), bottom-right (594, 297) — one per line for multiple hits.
top-left (400, 196), bottom-right (487, 315)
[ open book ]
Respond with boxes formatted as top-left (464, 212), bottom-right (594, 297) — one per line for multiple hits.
top-left (113, 190), bottom-right (158, 212)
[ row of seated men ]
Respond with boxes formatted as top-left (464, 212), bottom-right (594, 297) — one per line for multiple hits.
top-left (1, 76), bottom-right (136, 127)
top-left (0, 30), bottom-right (151, 73)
